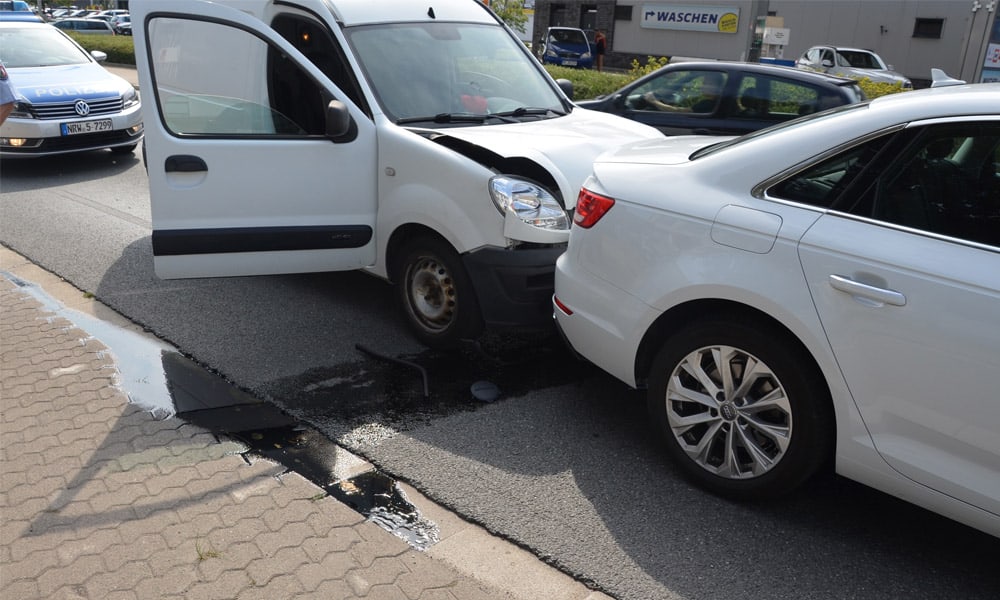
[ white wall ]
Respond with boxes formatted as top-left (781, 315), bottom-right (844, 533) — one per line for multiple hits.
top-left (770, 0), bottom-right (973, 81)
top-left (607, 0), bottom-right (974, 82)
top-left (613, 2), bottom-right (758, 60)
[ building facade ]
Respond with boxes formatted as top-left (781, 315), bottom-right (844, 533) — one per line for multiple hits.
top-left (531, 1), bottom-right (1000, 86)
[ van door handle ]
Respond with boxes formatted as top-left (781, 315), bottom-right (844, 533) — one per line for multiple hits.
top-left (165, 155), bottom-right (207, 173)
top-left (828, 274), bottom-right (906, 307)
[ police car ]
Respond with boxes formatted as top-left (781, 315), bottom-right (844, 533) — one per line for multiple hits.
top-left (0, 21), bottom-right (143, 157)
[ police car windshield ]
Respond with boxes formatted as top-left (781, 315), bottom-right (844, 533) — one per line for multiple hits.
top-left (346, 22), bottom-right (567, 123)
top-left (0, 25), bottom-right (92, 68)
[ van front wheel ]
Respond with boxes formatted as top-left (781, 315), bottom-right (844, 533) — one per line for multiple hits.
top-left (395, 237), bottom-right (483, 348)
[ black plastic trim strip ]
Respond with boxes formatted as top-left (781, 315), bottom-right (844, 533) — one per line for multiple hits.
top-left (152, 225), bottom-right (373, 256)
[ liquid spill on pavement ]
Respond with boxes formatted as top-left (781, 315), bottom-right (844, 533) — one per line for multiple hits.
top-left (2, 271), bottom-right (440, 550)
top-left (258, 330), bottom-right (591, 446)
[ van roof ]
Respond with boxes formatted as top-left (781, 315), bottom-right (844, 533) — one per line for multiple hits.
top-left (327, 0), bottom-right (496, 27)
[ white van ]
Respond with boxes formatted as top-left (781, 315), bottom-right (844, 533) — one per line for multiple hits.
top-left (131, 0), bottom-right (661, 347)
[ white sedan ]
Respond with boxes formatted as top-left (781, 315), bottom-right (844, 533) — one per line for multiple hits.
top-left (554, 83), bottom-right (1000, 537)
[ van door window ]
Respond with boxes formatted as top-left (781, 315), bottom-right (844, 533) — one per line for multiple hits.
top-left (148, 17), bottom-right (330, 136)
top-left (270, 14), bottom-right (368, 116)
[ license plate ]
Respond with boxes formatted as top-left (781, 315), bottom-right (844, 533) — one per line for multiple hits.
top-left (61, 119), bottom-right (114, 136)
top-left (564, 60), bottom-right (577, 66)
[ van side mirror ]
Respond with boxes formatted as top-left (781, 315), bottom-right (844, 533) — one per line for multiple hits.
top-left (325, 100), bottom-right (356, 143)
top-left (556, 78), bottom-right (574, 100)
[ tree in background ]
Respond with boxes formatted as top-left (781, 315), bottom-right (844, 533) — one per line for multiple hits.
top-left (484, 0), bottom-right (528, 35)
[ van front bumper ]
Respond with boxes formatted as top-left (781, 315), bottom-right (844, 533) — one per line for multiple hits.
top-left (462, 244), bottom-right (566, 328)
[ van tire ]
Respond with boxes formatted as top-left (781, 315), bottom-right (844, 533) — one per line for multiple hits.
top-left (394, 236), bottom-right (484, 348)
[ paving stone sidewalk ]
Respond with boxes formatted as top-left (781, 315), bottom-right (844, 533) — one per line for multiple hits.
top-left (0, 249), bottom-right (610, 600)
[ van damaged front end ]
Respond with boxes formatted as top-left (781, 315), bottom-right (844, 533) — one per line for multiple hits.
top-left (490, 175), bottom-right (570, 243)
top-left (408, 111), bottom-right (659, 327)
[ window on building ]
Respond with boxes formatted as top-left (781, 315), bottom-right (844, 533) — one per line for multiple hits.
top-left (913, 18), bottom-right (944, 39)
top-left (549, 3), bottom-right (568, 27)
top-left (580, 5), bottom-right (597, 31)
top-left (614, 5), bottom-right (632, 21)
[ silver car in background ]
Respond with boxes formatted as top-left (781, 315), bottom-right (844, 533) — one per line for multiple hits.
top-left (797, 45), bottom-right (912, 88)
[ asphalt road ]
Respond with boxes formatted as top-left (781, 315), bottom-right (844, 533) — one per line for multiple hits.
top-left (2, 148), bottom-right (998, 600)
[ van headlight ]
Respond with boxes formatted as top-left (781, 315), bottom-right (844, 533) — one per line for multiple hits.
top-left (489, 176), bottom-right (569, 231)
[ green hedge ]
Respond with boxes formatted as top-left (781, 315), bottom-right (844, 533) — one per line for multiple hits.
top-left (74, 36), bottom-right (906, 102)
top-left (544, 56), bottom-right (910, 101)
top-left (66, 32), bottom-right (137, 65)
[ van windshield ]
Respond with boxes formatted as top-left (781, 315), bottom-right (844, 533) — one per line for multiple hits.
top-left (346, 22), bottom-right (567, 124)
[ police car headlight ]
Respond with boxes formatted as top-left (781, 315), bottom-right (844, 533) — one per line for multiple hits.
top-left (489, 176), bottom-right (569, 231)
top-left (582, 51), bottom-right (592, 59)
top-left (123, 87), bottom-right (140, 109)
top-left (10, 102), bottom-right (33, 119)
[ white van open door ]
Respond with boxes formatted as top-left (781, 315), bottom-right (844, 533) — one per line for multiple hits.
top-left (132, 0), bottom-right (377, 278)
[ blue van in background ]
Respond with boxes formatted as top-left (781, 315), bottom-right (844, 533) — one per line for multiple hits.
top-left (541, 27), bottom-right (592, 69)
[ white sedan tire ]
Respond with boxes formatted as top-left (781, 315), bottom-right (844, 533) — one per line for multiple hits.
top-left (647, 317), bottom-right (835, 500)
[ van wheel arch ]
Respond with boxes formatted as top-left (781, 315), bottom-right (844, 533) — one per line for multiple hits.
top-left (387, 225), bottom-right (484, 348)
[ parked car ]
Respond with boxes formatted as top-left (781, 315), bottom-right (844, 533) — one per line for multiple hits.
top-left (797, 45), bottom-right (912, 88)
top-left (88, 14), bottom-right (117, 24)
top-left (541, 26), bottom-right (593, 69)
top-left (96, 9), bottom-right (129, 18)
top-left (51, 17), bottom-right (116, 34)
top-left (577, 61), bottom-right (865, 136)
top-left (111, 14), bottom-right (130, 35)
top-left (554, 83), bottom-right (1000, 537)
top-left (0, 9), bottom-right (39, 21)
top-left (0, 0), bottom-right (40, 21)
top-left (0, 21), bottom-right (143, 157)
top-left (131, 0), bottom-right (660, 348)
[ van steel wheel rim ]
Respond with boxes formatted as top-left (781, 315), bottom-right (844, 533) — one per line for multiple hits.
top-left (665, 345), bottom-right (792, 478)
top-left (407, 257), bottom-right (455, 332)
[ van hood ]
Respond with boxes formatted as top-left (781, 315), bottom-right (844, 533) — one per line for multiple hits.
top-left (427, 108), bottom-right (661, 207)
top-left (9, 64), bottom-right (133, 104)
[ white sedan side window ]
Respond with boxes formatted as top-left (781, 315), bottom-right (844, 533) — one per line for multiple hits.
top-left (869, 124), bottom-right (1000, 248)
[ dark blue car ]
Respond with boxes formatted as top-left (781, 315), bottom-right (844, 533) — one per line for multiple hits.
top-left (577, 61), bottom-right (866, 136)
top-left (541, 27), bottom-right (592, 69)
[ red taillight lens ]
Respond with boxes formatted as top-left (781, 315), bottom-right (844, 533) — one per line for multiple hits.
top-left (574, 188), bottom-right (615, 229)
top-left (553, 295), bottom-right (573, 315)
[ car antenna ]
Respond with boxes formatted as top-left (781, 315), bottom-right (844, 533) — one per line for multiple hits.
top-left (427, 7), bottom-right (435, 19)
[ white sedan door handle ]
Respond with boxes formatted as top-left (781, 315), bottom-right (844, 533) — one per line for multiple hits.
top-left (828, 274), bottom-right (907, 307)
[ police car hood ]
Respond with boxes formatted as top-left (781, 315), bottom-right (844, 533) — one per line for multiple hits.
top-left (9, 63), bottom-right (133, 104)
top-left (428, 108), bottom-right (661, 208)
